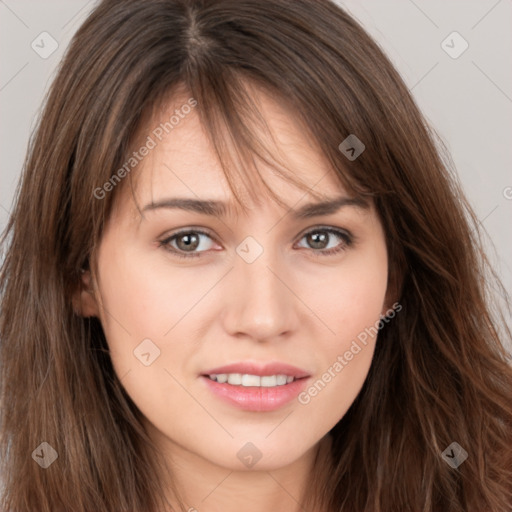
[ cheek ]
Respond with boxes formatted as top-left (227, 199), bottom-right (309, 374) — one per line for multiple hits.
top-left (93, 240), bottom-right (170, 372)
top-left (97, 243), bottom-right (212, 335)
top-left (310, 237), bottom-right (388, 343)
top-left (296, 239), bottom-right (388, 423)
top-left (94, 239), bottom-right (215, 394)
top-left (295, 342), bottom-right (375, 441)
top-left (93, 242), bottom-right (199, 425)
top-left (96, 239), bottom-right (180, 333)
top-left (295, 305), bottom-right (384, 437)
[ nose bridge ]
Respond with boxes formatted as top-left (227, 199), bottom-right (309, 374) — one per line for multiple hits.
top-left (222, 234), bottom-right (296, 340)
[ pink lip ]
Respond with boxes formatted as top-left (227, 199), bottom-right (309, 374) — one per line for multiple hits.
top-left (201, 376), bottom-right (310, 412)
top-left (201, 361), bottom-right (310, 378)
top-left (200, 361), bottom-right (311, 412)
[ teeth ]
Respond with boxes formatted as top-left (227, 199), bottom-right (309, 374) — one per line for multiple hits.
top-left (276, 375), bottom-right (287, 385)
top-left (242, 374), bottom-right (261, 386)
top-left (260, 375), bottom-right (277, 387)
top-left (208, 373), bottom-right (296, 387)
top-left (227, 373), bottom-right (242, 385)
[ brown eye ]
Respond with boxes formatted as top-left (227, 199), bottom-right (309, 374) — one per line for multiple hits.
top-left (306, 231), bottom-right (330, 249)
top-left (175, 232), bottom-right (200, 251)
top-left (296, 228), bottom-right (353, 256)
top-left (159, 229), bottom-right (216, 258)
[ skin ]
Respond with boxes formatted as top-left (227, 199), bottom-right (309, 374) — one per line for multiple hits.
top-left (77, 85), bottom-right (390, 512)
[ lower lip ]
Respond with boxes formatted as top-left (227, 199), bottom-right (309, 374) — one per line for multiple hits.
top-left (201, 376), bottom-right (310, 412)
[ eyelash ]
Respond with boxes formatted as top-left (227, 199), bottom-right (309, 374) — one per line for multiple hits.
top-left (158, 227), bottom-right (354, 260)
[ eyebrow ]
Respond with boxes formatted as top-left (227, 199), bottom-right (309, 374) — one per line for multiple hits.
top-left (141, 195), bottom-right (369, 219)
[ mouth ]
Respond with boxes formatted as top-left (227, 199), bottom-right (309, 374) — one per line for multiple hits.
top-left (199, 361), bottom-right (311, 412)
top-left (204, 373), bottom-right (301, 387)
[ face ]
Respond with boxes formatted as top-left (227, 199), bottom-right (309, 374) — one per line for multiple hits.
top-left (80, 86), bottom-right (389, 473)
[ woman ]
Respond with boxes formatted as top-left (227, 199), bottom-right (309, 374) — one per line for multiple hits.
top-left (1, 0), bottom-right (511, 511)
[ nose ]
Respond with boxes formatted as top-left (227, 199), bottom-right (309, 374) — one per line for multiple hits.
top-left (221, 245), bottom-right (298, 342)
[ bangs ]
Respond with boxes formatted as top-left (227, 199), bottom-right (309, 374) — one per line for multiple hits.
top-left (123, 72), bottom-right (367, 222)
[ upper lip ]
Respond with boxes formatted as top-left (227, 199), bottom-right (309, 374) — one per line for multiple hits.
top-left (201, 361), bottom-right (311, 379)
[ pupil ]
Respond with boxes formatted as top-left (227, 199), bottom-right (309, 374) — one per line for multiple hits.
top-left (178, 233), bottom-right (199, 251)
top-left (309, 232), bottom-right (327, 249)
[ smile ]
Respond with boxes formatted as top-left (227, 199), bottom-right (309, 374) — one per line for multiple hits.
top-left (206, 373), bottom-right (296, 387)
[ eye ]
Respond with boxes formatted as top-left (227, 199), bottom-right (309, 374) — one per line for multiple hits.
top-left (159, 226), bottom-right (354, 259)
top-left (159, 229), bottom-right (217, 259)
top-left (295, 227), bottom-right (353, 256)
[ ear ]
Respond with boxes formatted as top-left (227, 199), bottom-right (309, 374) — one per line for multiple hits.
top-left (72, 269), bottom-right (100, 317)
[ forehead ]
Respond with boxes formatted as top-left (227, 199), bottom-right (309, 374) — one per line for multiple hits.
top-left (122, 84), bottom-right (349, 216)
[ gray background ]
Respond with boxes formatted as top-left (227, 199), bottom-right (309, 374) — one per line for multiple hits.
top-left (1, 1), bottom-right (511, 340)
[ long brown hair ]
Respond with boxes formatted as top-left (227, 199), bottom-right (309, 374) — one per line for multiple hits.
top-left (1, 0), bottom-right (511, 510)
